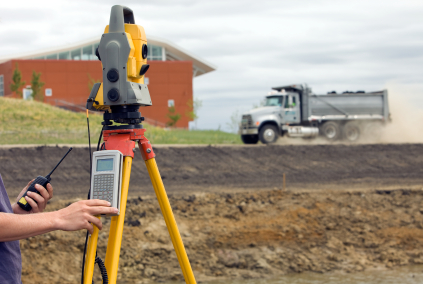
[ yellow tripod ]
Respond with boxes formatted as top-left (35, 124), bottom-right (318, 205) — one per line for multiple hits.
top-left (83, 128), bottom-right (196, 284)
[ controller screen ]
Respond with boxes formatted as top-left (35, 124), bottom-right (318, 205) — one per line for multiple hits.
top-left (97, 158), bottom-right (114, 171)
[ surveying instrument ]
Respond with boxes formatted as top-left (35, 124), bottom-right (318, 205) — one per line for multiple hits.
top-left (83, 5), bottom-right (197, 284)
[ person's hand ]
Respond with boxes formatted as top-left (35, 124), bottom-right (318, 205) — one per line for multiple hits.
top-left (54, 200), bottom-right (118, 234)
top-left (12, 180), bottom-right (54, 214)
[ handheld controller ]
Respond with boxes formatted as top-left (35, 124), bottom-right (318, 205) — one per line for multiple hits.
top-left (90, 150), bottom-right (123, 216)
top-left (17, 147), bottom-right (73, 211)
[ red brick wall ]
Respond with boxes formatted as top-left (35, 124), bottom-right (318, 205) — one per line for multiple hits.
top-left (0, 59), bottom-right (193, 128)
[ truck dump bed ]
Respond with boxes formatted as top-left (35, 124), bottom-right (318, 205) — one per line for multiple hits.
top-left (303, 90), bottom-right (390, 122)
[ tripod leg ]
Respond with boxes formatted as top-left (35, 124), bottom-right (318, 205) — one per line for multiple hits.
top-left (104, 156), bottom-right (133, 284)
top-left (83, 216), bottom-right (100, 284)
top-left (145, 158), bottom-right (197, 284)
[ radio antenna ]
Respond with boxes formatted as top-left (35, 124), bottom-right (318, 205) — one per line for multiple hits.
top-left (46, 147), bottom-right (73, 179)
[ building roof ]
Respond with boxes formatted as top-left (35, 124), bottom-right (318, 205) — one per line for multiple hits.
top-left (0, 36), bottom-right (216, 77)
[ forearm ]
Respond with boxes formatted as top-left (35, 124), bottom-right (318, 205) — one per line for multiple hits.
top-left (0, 211), bottom-right (58, 242)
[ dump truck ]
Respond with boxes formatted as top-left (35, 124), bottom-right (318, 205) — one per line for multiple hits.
top-left (239, 84), bottom-right (390, 144)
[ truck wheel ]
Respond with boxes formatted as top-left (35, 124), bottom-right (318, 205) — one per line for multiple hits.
top-left (241, 135), bottom-right (259, 144)
top-left (259, 125), bottom-right (279, 144)
top-left (343, 122), bottom-right (361, 142)
top-left (321, 121), bottom-right (341, 141)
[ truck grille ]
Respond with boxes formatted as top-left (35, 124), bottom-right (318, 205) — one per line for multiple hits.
top-left (241, 115), bottom-right (253, 128)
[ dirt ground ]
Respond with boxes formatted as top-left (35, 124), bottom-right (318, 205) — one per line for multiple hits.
top-left (2, 144), bottom-right (423, 283)
top-left (19, 187), bottom-right (423, 283)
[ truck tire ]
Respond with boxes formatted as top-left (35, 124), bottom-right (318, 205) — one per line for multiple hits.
top-left (321, 121), bottom-right (341, 141)
top-left (259, 125), bottom-right (279, 144)
top-left (343, 121), bottom-right (361, 142)
top-left (241, 135), bottom-right (259, 144)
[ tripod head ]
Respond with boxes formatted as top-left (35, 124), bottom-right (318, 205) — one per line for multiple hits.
top-left (86, 5), bottom-right (152, 128)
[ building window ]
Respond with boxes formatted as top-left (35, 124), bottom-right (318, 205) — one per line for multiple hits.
top-left (147, 44), bottom-right (163, 61)
top-left (71, 48), bottom-right (81, 60)
top-left (0, 75), bottom-right (4, 97)
top-left (59, 51), bottom-right (70, 60)
top-left (168, 99), bottom-right (175, 107)
top-left (82, 45), bottom-right (96, 60)
top-left (46, 53), bottom-right (57, 60)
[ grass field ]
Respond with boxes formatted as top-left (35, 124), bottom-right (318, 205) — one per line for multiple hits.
top-left (0, 97), bottom-right (241, 145)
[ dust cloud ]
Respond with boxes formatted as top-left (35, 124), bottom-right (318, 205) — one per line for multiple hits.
top-left (276, 83), bottom-right (423, 145)
top-left (376, 83), bottom-right (423, 143)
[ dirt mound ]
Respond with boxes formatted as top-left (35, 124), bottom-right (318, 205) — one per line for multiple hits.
top-left (19, 187), bottom-right (423, 283)
top-left (2, 144), bottom-right (423, 200)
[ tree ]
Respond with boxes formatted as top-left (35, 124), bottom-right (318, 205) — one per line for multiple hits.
top-left (226, 109), bottom-right (241, 133)
top-left (31, 71), bottom-right (45, 101)
top-left (88, 73), bottom-right (101, 92)
top-left (10, 64), bottom-right (25, 98)
top-left (166, 106), bottom-right (181, 127)
top-left (186, 97), bottom-right (202, 129)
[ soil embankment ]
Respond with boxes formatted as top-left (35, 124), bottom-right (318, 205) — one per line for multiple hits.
top-left (20, 187), bottom-right (423, 283)
top-left (2, 143), bottom-right (423, 198)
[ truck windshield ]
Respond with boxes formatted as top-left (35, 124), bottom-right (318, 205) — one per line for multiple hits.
top-left (265, 96), bottom-right (282, 106)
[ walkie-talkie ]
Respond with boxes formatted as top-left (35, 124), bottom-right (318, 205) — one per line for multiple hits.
top-left (17, 147), bottom-right (73, 211)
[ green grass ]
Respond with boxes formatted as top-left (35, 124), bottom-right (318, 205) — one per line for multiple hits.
top-left (0, 97), bottom-right (241, 145)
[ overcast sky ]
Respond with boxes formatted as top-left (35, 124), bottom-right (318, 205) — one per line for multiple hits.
top-left (1, 0), bottom-right (423, 131)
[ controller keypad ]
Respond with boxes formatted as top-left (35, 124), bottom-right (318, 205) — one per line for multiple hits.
top-left (93, 174), bottom-right (114, 204)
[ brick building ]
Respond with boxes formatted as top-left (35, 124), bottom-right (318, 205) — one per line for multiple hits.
top-left (0, 37), bottom-right (215, 128)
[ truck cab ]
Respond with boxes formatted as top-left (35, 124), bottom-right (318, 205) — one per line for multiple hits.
top-left (263, 93), bottom-right (301, 122)
top-left (240, 89), bottom-right (305, 144)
